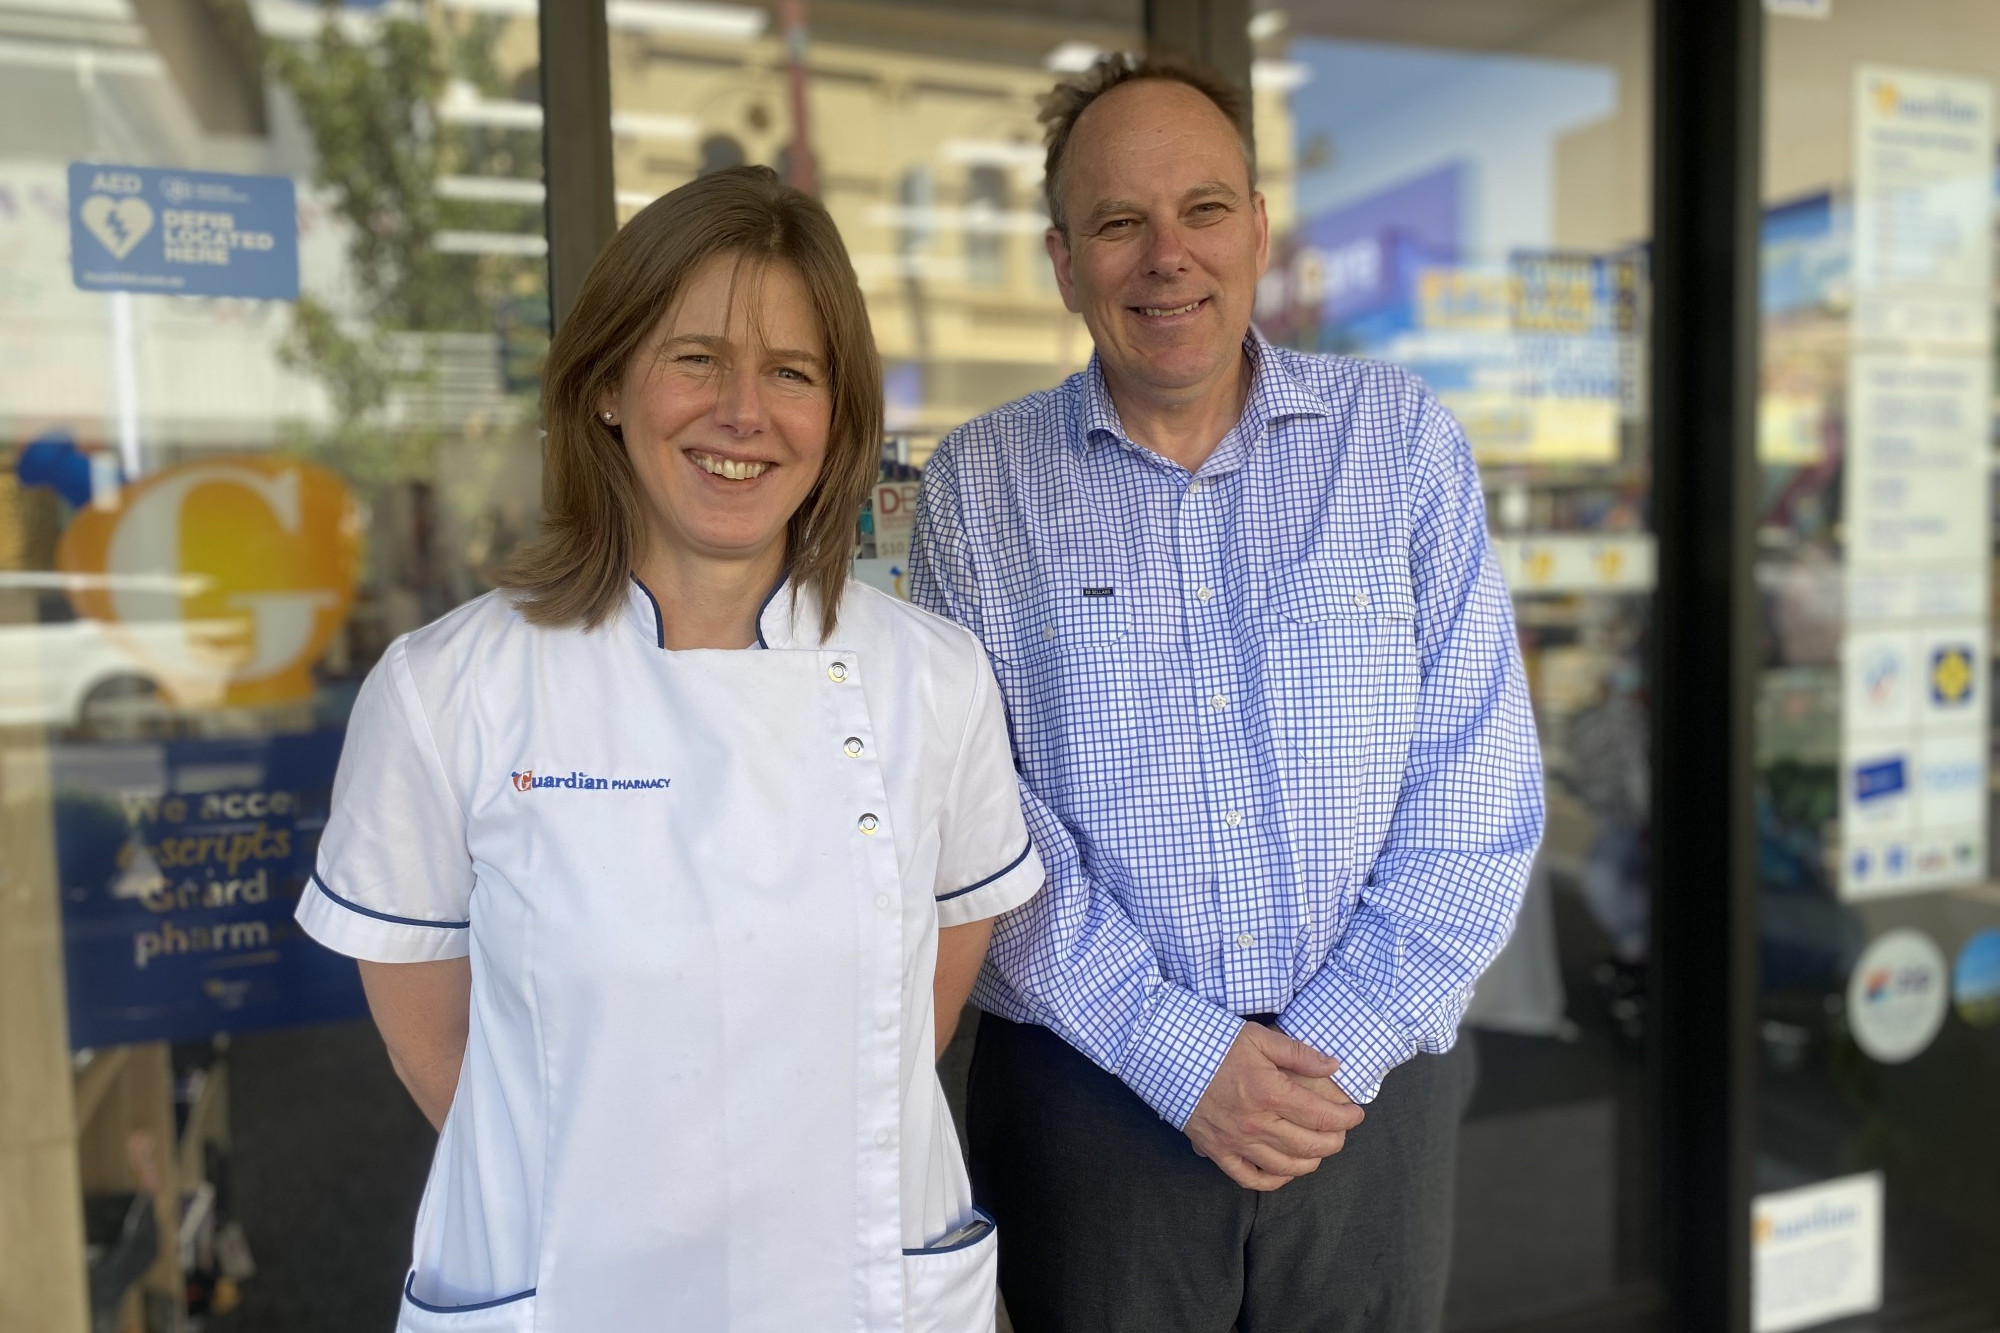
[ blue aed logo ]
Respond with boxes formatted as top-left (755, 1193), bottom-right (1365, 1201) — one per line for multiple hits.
top-left (510, 769), bottom-right (670, 792)
top-left (1929, 645), bottom-right (1975, 706)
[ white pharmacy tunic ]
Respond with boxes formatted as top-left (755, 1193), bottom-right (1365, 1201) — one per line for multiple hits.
top-left (295, 576), bottom-right (1043, 1332)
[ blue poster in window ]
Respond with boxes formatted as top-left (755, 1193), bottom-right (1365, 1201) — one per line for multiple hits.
top-left (54, 728), bottom-right (367, 1049)
top-left (68, 162), bottom-right (299, 300)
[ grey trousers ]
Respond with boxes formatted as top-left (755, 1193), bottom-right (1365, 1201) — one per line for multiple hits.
top-left (966, 1014), bottom-right (1478, 1333)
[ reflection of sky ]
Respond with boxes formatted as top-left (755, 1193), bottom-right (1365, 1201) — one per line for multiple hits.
top-left (1955, 929), bottom-right (2000, 1001)
top-left (1287, 38), bottom-right (1617, 260)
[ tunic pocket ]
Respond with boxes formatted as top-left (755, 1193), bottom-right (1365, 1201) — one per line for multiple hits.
top-left (902, 1209), bottom-right (999, 1333)
top-left (397, 1274), bottom-right (538, 1333)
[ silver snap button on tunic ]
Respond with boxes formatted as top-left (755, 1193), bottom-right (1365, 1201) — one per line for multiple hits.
top-left (843, 737), bottom-right (864, 757)
top-left (858, 812), bottom-right (880, 834)
top-left (828, 661), bottom-right (848, 682)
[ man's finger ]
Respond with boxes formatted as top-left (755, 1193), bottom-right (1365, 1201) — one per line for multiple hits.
top-left (1267, 1079), bottom-right (1366, 1135)
top-left (1242, 1114), bottom-right (1348, 1160)
top-left (1238, 1140), bottom-right (1323, 1180)
top-left (1216, 1150), bottom-right (1304, 1192)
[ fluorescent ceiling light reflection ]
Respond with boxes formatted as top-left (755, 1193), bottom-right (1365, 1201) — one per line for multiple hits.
top-left (1251, 59), bottom-right (1310, 92)
top-left (439, 80), bottom-right (544, 129)
top-left (1043, 41), bottom-right (1102, 74)
top-left (435, 231), bottom-right (548, 256)
top-left (438, 0), bottom-right (536, 14)
top-left (436, 175), bottom-right (547, 204)
top-left (606, 0), bottom-right (767, 40)
top-left (610, 110), bottom-right (700, 140)
top-left (1247, 9), bottom-right (1288, 41)
top-left (942, 140), bottom-right (1045, 171)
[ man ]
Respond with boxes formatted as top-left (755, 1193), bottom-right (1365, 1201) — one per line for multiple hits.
top-left (909, 53), bottom-right (1543, 1333)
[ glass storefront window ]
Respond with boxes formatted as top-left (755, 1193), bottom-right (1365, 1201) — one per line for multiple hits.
top-left (1, 0), bottom-right (547, 1325)
top-left (1753, 4), bottom-right (2000, 1327)
top-left (1265, 4), bottom-right (1656, 1324)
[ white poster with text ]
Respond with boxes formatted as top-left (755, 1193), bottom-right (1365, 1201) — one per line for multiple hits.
top-left (1840, 66), bottom-right (1994, 900)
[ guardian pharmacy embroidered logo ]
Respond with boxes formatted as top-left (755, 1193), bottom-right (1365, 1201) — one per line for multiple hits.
top-left (509, 769), bottom-right (670, 792)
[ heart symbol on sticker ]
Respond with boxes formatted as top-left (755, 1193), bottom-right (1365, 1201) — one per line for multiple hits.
top-left (80, 194), bottom-right (155, 261)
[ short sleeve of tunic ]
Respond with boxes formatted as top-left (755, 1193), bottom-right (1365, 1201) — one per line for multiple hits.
top-left (294, 638), bottom-right (475, 963)
top-left (933, 649), bottom-right (1044, 928)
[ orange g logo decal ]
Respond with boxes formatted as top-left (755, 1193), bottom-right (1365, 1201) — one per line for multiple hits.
top-left (512, 771), bottom-right (534, 792)
top-left (56, 457), bottom-right (361, 706)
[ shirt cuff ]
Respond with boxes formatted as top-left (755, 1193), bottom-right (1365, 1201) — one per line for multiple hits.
top-left (1276, 967), bottom-right (1418, 1104)
top-left (294, 871), bottom-right (472, 964)
top-left (936, 840), bottom-right (1045, 928)
top-left (1115, 983), bottom-right (1244, 1130)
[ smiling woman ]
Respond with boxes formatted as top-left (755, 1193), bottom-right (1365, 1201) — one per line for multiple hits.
top-left (294, 160), bottom-right (1042, 1331)
top-left (499, 165), bottom-right (882, 643)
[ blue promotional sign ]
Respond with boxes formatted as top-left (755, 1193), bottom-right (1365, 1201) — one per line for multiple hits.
top-left (68, 162), bottom-right (299, 300)
top-left (1853, 756), bottom-right (1908, 804)
top-left (55, 728), bottom-right (367, 1049)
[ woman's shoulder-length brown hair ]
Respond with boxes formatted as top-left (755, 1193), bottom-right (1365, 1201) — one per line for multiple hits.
top-left (497, 165), bottom-right (881, 641)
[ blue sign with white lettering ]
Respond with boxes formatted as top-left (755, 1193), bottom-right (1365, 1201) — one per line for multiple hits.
top-left (68, 162), bottom-right (298, 300)
top-left (55, 728), bottom-right (367, 1049)
top-left (1853, 756), bottom-right (1908, 804)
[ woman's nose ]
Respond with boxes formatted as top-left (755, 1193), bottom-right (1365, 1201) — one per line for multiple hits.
top-left (712, 364), bottom-right (765, 434)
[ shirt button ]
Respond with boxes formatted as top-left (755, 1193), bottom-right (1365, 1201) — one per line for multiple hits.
top-left (1196, 586), bottom-right (1213, 602)
top-left (828, 661), bottom-right (849, 682)
top-left (843, 736), bottom-right (864, 757)
top-left (1354, 590), bottom-right (1370, 609)
top-left (1236, 932), bottom-right (1255, 949)
top-left (875, 1129), bottom-right (893, 1147)
top-left (1223, 810), bottom-right (1243, 828)
top-left (1042, 624), bottom-right (1055, 642)
top-left (1189, 478), bottom-right (1206, 493)
top-left (858, 813), bottom-right (880, 834)
top-left (1210, 692), bottom-right (1228, 711)
top-left (874, 893), bottom-right (892, 910)
top-left (877, 1012), bottom-right (895, 1030)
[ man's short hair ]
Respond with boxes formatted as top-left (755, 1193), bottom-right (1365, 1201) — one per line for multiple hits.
top-left (1039, 52), bottom-right (1254, 238)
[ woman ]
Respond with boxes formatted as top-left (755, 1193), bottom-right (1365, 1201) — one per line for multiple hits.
top-left (295, 166), bottom-right (1041, 1331)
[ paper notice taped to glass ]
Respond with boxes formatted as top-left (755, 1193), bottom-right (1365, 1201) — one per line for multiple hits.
top-left (1753, 1173), bottom-right (1883, 1333)
top-left (1838, 66), bottom-right (1995, 901)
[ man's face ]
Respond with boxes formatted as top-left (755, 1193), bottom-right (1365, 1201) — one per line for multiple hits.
top-left (1047, 79), bottom-right (1268, 402)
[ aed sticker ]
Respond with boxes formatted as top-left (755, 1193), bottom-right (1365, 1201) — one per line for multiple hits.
top-left (1846, 928), bottom-right (1949, 1062)
top-left (1752, 1172), bottom-right (1883, 1333)
top-left (1953, 928), bottom-right (2000, 1027)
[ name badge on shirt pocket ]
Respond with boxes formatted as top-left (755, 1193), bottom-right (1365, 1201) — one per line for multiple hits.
top-left (988, 580), bottom-right (1131, 665)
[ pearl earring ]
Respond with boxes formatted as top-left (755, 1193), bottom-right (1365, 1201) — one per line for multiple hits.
top-left (601, 411), bottom-right (616, 423)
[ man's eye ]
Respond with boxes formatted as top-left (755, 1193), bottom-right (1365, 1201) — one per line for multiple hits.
top-left (1100, 218), bottom-right (1135, 233)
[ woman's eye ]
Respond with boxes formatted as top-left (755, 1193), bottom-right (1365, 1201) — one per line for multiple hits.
top-left (776, 367), bottom-right (813, 383)
top-left (676, 353), bottom-right (714, 367)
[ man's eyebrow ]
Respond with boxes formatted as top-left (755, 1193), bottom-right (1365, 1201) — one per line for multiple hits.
top-left (1080, 181), bottom-right (1243, 228)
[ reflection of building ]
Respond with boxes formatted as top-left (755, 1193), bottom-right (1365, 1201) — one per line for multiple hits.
top-left (602, 0), bottom-right (1296, 460)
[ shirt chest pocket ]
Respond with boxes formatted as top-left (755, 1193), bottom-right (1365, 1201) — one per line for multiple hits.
top-left (1261, 562), bottom-right (1421, 873)
top-left (984, 584), bottom-right (1141, 807)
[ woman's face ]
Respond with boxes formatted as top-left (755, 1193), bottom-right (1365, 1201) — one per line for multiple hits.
top-left (605, 253), bottom-right (832, 571)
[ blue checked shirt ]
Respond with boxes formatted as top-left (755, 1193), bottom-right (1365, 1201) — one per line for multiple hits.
top-left (909, 337), bottom-right (1543, 1129)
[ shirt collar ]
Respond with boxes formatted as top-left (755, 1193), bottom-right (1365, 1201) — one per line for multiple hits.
top-left (1070, 331), bottom-right (1334, 463)
top-left (625, 570), bottom-right (801, 650)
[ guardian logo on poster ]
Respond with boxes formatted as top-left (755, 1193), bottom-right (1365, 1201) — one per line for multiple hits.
top-left (1870, 77), bottom-right (1980, 125)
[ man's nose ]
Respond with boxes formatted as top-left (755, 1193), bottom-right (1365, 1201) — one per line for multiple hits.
top-left (1143, 219), bottom-right (1191, 276)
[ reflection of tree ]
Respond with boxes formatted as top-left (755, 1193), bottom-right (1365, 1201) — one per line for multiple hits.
top-left (262, 2), bottom-right (547, 489)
